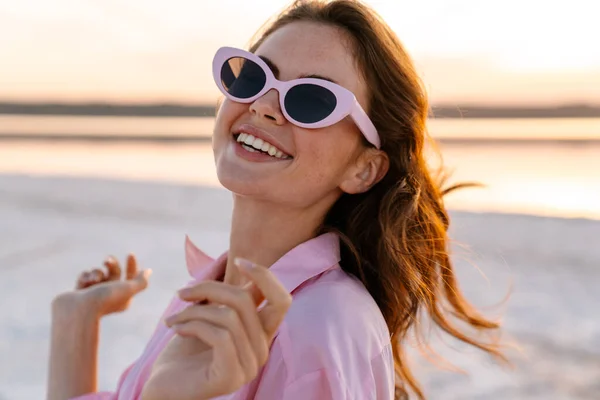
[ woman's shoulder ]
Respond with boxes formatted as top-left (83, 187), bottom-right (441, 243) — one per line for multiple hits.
top-left (263, 265), bottom-right (394, 396)
top-left (280, 265), bottom-right (392, 361)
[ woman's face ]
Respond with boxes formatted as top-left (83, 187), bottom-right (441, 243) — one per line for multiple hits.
top-left (213, 21), bottom-right (378, 208)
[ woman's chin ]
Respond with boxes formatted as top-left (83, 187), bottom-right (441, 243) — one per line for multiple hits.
top-left (216, 172), bottom-right (267, 196)
top-left (215, 150), bottom-right (283, 191)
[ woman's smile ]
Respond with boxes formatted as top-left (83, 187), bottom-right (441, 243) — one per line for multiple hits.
top-left (231, 123), bottom-right (293, 163)
top-left (234, 134), bottom-right (290, 160)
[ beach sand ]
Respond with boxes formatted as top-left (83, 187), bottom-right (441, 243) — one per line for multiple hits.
top-left (1, 173), bottom-right (598, 399)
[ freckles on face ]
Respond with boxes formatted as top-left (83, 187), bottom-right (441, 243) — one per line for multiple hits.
top-left (257, 23), bottom-right (369, 162)
top-left (290, 119), bottom-right (361, 188)
top-left (256, 21), bottom-right (369, 107)
top-left (212, 21), bottom-right (370, 206)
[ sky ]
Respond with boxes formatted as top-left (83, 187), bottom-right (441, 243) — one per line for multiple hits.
top-left (1, 0), bottom-right (599, 105)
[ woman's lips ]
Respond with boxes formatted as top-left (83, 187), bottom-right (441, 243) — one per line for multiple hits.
top-left (234, 133), bottom-right (291, 159)
top-left (232, 123), bottom-right (292, 157)
top-left (232, 138), bottom-right (290, 163)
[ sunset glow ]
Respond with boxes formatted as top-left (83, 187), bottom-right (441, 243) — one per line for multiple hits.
top-left (1, 0), bottom-right (599, 104)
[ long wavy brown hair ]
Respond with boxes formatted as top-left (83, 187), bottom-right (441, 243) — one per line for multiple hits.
top-left (249, 1), bottom-right (506, 398)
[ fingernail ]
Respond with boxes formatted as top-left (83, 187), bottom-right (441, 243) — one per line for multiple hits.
top-left (234, 257), bottom-right (255, 270)
top-left (144, 269), bottom-right (153, 278)
top-left (242, 281), bottom-right (253, 290)
top-left (177, 287), bottom-right (191, 298)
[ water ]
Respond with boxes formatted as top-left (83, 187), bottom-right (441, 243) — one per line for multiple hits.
top-left (2, 115), bottom-right (600, 141)
top-left (1, 115), bottom-right (599, 220)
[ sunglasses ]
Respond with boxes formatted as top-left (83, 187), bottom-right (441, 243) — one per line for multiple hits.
top-left (212, 47), bottom-right (381, 149)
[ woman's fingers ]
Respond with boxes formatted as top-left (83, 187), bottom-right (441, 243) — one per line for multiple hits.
top-left (76, 271), bottom-right (91, 289)
top-left (104, 256), bottom-right (121, 281)
top-left (127, 269), bottom-right (152, 295)
top-left (90, 268), bottom-right (106, 283)
top-left (171, 320), bottom-right (245, 389)
top-left (76, 267), bottom-right (107, 290)
top-left (178, 281), bottom-right (270, 367)
top-left (75, 253), bottom-right (146, 293)
top-left (166, 304), bottom-right (259, 382)
top-left (126, 253), bottom-right (138, 280)
top-left (234, 258), bottom-right (292, 340)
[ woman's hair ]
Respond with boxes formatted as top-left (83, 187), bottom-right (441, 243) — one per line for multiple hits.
top-left (249, 1), bottom-right (506, 398)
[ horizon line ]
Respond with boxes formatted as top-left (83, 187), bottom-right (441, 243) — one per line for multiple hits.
top-left (2, 133), bottom-right (599, 145)
top-left (2, 101), bottom-right (600, 119)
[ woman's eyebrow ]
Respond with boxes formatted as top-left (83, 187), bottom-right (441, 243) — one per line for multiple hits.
top-left (299, 73), bottom-right (338, 84)
top-left (259, 55), bottom-right (337, 84)
top-left (259, 56), bottom-right (280, 77)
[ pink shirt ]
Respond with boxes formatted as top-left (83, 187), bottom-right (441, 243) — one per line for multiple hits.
top-left (73, 233), bottom-right (394, 399)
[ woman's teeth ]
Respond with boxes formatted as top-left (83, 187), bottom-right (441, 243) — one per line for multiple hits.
top-left (236, 133), bottom-right (289, 159)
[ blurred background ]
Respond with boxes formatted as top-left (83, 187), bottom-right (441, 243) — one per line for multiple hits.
top-left (0, 0), bottom-right (598, 399)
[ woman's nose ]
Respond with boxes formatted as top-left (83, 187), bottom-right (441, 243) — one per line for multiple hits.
top-left (249, 89), bottom-right (286, 125)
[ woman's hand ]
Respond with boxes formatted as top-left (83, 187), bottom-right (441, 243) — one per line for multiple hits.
top-left (141, 258), bottom-right (292, 400)
top-left (52, 253), bottom-right (152, 318)
top-left (47, 254), bottom-right (151, 400)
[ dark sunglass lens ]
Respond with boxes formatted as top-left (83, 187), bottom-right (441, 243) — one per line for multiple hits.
top-left (284, 84), bottom-right (337, 124)
top-left (220, 57), bottom-right (266, 99)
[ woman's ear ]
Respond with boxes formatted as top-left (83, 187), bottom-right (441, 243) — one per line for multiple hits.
top-left (339, 149), bottom-right (389, 194)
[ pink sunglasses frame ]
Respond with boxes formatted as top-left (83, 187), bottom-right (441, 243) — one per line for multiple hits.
top-left (212, 46), bottom-right (381, 149)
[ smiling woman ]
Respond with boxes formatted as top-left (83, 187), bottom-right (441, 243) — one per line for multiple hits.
top-left (47, 1), bottom-right (505, 400)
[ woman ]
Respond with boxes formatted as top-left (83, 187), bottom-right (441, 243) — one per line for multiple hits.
top-left (48, 1), bottom-right (505, 399)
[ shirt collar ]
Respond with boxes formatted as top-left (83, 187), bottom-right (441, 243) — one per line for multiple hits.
top-left (184, 232), bottom-right (341, 294)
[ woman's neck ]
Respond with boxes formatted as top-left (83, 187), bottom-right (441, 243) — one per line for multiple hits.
top-left (223, 195), bottom-right (326, 286)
